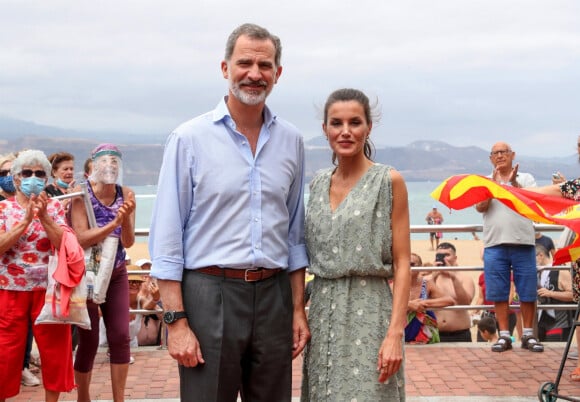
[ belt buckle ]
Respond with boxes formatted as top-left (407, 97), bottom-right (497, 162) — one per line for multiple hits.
top-left (244, 268), bottom-right (261, 282)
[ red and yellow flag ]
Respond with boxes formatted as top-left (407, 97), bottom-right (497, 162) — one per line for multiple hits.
top-left (431, 174), bottom-right (580, 265)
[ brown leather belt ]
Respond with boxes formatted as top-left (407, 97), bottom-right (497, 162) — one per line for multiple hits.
top-left (196, 266), bottom-right (283, 282)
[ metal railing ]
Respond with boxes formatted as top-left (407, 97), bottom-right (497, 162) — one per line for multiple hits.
top-left (128, 220), bottom-right (577, 345)
top-left (409, 223), bottom-right (579, 320)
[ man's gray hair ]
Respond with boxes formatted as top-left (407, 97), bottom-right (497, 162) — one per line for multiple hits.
top-left (224, 23), bottom-right (282, 68)
top-left (11, 149), bottom-right (52, 176)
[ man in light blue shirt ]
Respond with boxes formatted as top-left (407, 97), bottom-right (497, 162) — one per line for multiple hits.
top-left (149, 23), bottom-right (310, 402)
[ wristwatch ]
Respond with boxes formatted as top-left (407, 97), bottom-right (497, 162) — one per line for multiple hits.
top-left (163, 310), bottom-right (187, 324)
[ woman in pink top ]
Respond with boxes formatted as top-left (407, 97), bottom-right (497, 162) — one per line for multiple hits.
top-left (0, 149), bottom-right (75, 401)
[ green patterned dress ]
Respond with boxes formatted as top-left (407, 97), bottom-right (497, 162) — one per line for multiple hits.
top-left (301, 163), bottom-right (405, 402)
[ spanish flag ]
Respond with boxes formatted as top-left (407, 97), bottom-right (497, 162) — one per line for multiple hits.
top-left (431, 174), bottom-right (580, 265)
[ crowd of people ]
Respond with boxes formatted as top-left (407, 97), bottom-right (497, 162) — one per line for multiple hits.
top-left (0, 144), bottom-right (162, 401)
top-left (407, 137), bottom-right (580, 383)
top-left (1, 21), bottom-right (579, 402)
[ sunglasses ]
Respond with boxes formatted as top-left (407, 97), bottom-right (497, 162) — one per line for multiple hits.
top-left (0, 169), bottom-right (10, 177)
top-left (20, 169), bottom-right (47, 178)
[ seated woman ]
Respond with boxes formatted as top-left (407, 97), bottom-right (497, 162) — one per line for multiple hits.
top-left (405, 253), bottom-right (455, 344)
top-left (133, 263), bottom-right (163, 346)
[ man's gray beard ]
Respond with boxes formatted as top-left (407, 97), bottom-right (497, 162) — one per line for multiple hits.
top-left (230, 81), bottom-right (268, 106)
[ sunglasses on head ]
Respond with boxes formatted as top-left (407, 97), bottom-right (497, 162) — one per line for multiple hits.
top-left (20, 169), bottom-right (47, 178)
top-left (0, 169), bottom-right (10, 177)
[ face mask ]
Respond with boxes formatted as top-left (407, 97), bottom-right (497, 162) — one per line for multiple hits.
top-left (20, 177), bottom-right (46, 198)
top-left (0, 176), bottom-right (16, 194)
top-left (56, 178), bottom-right (69, 189)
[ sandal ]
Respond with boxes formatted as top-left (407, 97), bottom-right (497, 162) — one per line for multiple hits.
top-left (521, 335), bottom-right (544, 352)
top-left (491, 336), bottom-right (513, 352)
top-left (571, 367), bottom-right (580, 381)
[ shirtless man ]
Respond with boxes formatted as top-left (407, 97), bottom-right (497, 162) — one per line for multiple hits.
top-left (426, 205), bottom-right (444, 250)
top-left (431, 242), bottom-right (475, 342)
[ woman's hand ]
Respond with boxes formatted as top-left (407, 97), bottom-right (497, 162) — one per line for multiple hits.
top-left (552, 172), bottom-right (566, 184)
top-left (408, 299), bottom-right (424, 313)
top-left (377, 334), bottom-right (404, 383)
top-left (29, 192), bottom-right (49, 220)
top-left (147, 278), bottom-right (160, 301)
top-left (113, 191), bottom-right (136, 226)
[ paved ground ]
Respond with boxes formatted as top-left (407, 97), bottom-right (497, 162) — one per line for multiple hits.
top-left (10, 343), bottom-right (580, 401)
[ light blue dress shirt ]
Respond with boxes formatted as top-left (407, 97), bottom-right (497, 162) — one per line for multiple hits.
top-left (149, 97), bottom-right (308, 281)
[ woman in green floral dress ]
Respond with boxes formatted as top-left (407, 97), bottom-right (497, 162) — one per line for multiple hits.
top-left (301, 88), bottom-right (411, 401)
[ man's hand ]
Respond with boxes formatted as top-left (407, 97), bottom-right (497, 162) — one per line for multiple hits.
top-left (508, 163), bottom-right (520, 185)
top-left (292, 309), bottom-right (310, 358)
top-left (166, 321), bottom-right (205, 367)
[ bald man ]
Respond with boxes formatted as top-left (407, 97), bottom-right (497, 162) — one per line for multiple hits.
top-left (476, 141), bottom-right (543, 353)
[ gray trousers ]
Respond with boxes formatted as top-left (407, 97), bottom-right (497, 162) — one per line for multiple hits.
top-left (179, 269), bottom-right (293, 402)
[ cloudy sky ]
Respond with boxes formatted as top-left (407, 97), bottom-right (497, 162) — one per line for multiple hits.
top-left (1, 0), bottom-right (580, 157)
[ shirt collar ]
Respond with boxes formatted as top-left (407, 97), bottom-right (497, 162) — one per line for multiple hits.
top-left (212, 96), bottom-right (277, 128)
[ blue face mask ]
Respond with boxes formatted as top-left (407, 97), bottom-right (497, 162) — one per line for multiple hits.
top-left (56, 178), bottom-right (69, 189)
top-left (20, 177), bottom-right (46, 198)
top-left (0, 175), bottom-right (16, 194)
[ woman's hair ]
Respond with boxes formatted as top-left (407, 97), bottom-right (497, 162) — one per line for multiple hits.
top-left (11, 149), bottom-right (51, 176)
top-left (536, 244), bottom-right (549, 258)
top-left (48, 151), bottom-right (74, 177)
top-left (83, 157), bottom-right (93, 176)
top-left (0, 152), bottom-right (18, 169)
top-left (410, 252), bottom-right (423, 266)
top-left (323, 88), bottom-right (379, 165)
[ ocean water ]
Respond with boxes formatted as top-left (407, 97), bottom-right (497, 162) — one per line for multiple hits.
top-left (131, 180), bottom-right (555, 241)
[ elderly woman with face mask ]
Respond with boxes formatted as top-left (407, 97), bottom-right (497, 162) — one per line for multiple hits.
top-left (70, 143), bottom-right (136, 402)
top-left (0, 149), bottom-right (75, 402)
top-left (0, 152), bottom-right (17, 200)
top-left (45, 151), bottom-right (76, 198)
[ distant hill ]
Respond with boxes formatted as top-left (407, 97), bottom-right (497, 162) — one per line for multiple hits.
top-left (0, 117), bottom-right (576, 185)
top-left (306, 138), bottom-right (577, 183)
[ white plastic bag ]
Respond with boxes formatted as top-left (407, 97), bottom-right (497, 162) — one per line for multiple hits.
top-left (92, 236), bottom-right (119, 304)
top-left (35, 254), bottom-right (91, 330)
